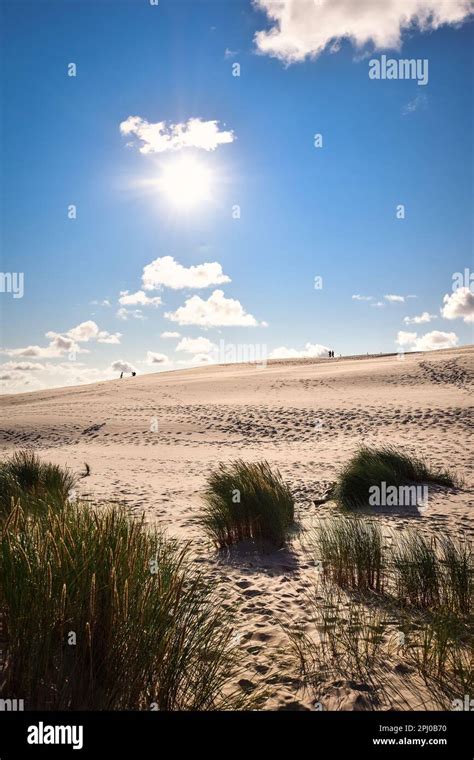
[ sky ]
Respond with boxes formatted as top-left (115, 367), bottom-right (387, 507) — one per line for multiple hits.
top-left (0, 0), bottom-right (473, 393)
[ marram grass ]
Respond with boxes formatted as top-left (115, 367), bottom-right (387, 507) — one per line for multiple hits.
top-left (200, 459), bottom-right (295, 549)
top-left (333, 445), bottom-right (457, 511)
top-left (0, 449), bottom-right (76, 519)
top-left (0, 500), bottom-right (252, 710)
top-left (315, 516), bottom-right (385, 592)
top-left (393, 532), bottom-right (471, 613)
top-left (312, 517), bottom-right (472, 614)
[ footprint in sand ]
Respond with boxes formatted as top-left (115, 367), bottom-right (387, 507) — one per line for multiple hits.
top-left (243, 588), bottom-right (263, 598)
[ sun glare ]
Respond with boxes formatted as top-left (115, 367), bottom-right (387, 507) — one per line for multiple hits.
top-left (159, 156), bottom-right (213, 208)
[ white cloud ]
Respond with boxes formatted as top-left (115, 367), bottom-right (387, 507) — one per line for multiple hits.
top-left (371, 301), bottom-right (385, 308)
top-left (441, 287), bottom-right (474, 323)
top-left (0, 371), bottom-right (44, 392)
top-left (0, 361), bottom-right (46, 371)
top-left (396, 329), bottom-right (458, 350)
top-left (253, 0), bottom-right (474, 64)
top-left (53, 320), bottom-right (121, 345)
top-left (118, 290), bottom-right (162, 307)
top-left (145, 351), bottom-right (170, 365)
top-left (116, 307), bottom-right (146, 321)
top-left (111, 360), bottom-right (137, 374)
top-left (2, 320), bottom-right (121, 359)
top-left (269, 343), bottom-right (329, 359)
top-left (120, 116), bottom-right (235, 154)
top-left (0, 361), bottom-right (116, 395)
top-left (352, 294), bottom-right (373, 301)
top-left (396, 331), bottom-right (418, 346)
top-left (97, 331), bottom-right (121, 344)
top-left (142, 256), bottom-right (230, 291)
top-left (385, 294), bottom-right (405, 303)
top-left (52, 320), bottom-right (96, 343)
top-left (404, 311), bottom-right (436, 325)
top-left (175, 336), bottom-right (216, 354)
top-left (165, 289), bottom-right (261, 327)
top-left (161, 331), bottom-right (181, 339)
top-left (3, 335), bottom-right (81, 359)
top-left (416, 331), bottom-right (459, 350)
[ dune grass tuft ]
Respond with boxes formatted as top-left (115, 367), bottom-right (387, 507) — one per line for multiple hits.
top-left (440, 536), bottom-right (472, 615)
top-left (393, 532), bottom-right (440, 609)
top-left (0, 449), bottom-right (76, 519)
top-left (0, 500), bottom-right (249, 710)
top-left (200, 459), bottom-right (295, 549)
top-left (315, 516), bottom-right (385, 592)
top-left (313, 517), bottom-right (471, 614)
top-left (393, 532), bottom-right (471, 613)
top-left (333, 446), bottom-right (457, 511)
top-left (289, 528), bottom-right (472, 709)
top-left (402, 609), bottom-right (473, 706)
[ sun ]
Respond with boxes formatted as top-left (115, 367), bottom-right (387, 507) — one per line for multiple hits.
top-left (159, 156), bottom-right (213, 208)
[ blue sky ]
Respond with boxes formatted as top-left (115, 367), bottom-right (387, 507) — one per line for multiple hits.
top-left (1, 0), bottom-right (473, 392)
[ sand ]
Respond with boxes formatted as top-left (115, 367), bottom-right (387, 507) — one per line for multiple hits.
top-left (1, 345), bottom-right (473, 710)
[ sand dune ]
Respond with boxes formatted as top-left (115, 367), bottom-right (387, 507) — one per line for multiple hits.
top-left (1, 346), bottom-right (472, 709)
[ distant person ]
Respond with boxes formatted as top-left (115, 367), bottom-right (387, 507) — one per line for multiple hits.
top-left (120, 372), bottom-right (123, 379)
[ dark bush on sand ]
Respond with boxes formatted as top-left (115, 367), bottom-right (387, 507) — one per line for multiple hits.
top-left (333, 446), bottom-right (457, 511)
top-left (200, 459), bottom-right (295, 549)
top-left (0, 449), bottom-right (76, 519)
